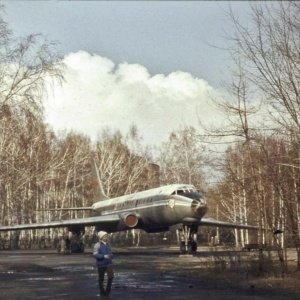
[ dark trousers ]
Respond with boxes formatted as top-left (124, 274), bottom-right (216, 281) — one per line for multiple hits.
top-left (98, 265), bottom-right (114, 296)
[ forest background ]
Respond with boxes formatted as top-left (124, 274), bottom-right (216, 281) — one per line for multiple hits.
top-left (0, 2), bottom-right (300, 272)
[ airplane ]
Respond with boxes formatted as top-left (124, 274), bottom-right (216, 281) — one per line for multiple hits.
top-left (0, 159), bottom-right (258, 254)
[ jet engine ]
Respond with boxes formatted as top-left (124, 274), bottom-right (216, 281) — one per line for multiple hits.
top-left (119, 213), bottom-right (139, 229)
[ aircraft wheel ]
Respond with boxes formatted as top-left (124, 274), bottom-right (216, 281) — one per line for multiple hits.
top-left (188, 241), bottom-right (197, 253)
top-left (71, 243), bottom-right (79, 253)
top-left (79, 243), bottom-right (85, 253)
top-left (180, 242), bottom-right (187, 254)
top-left (192, 241), bottom-right (197, 251)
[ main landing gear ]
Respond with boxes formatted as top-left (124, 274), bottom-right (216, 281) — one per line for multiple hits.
top-left (178, 225), bottom-right (198, 254)
top-left (70, 231), bottom-right (85, 253)
top-left (57, 231), bottom-right (85, 254)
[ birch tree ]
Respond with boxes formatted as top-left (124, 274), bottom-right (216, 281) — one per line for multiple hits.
top-left (158, 126), bottom-right (207, 190)
top-left (94, 128), bottom-right (157, 198)
top-left (0, 6), bottom-right (63, 243)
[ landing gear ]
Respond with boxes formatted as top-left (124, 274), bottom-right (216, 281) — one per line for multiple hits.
top-left (57, 230), bottom-right (85, 254)
top-left (57, 236), bottom-right (71, 254)
top-left (70, 231), bottom-right (85, 253)
top-left (178, 225), bottom-right (198, 254)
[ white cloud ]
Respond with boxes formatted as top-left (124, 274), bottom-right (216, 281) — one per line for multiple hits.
top-left (44, 50), bottom-right (221, 145)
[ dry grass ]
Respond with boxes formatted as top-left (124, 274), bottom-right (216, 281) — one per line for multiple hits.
top-left (158, 252), bottom-right (300, 295)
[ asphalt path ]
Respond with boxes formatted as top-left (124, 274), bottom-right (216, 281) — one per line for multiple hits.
top-left (0, 247), bottom-right (299, 300)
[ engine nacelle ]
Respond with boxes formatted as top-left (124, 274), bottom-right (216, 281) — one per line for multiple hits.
top-left (119, 213), bottom-right (139, 229)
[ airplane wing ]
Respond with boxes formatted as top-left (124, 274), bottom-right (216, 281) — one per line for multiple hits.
top-left (36, 207), bottom-right (93, 211)
top-left (199, 218), bottom-right (258, 230)
top-left (0, 215), bottom-right (120, 231)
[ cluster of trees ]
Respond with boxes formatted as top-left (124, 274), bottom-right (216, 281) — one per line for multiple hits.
top-left (1, 2), bottom-right (300, 272)
top-left (203, 2), bottom-right (300, 271)
top-left (0, 9), bottom-right (159, 238)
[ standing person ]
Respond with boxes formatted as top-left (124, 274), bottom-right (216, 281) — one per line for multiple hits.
top-left (93, 231), bottom-right (114, 298)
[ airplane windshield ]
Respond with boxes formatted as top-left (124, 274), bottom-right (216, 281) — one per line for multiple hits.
top-left (172, 185), bottom-right (197, 195)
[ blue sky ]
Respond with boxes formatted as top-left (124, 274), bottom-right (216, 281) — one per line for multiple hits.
top-left (2, 1), bottom-right (254, 145)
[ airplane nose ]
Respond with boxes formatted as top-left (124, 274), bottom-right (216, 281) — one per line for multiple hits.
top-left (191, 199), bottom-right (206, 213)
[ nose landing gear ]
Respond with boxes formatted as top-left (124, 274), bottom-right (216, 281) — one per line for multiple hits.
top-left (178, 225), bottom-right (198, 254)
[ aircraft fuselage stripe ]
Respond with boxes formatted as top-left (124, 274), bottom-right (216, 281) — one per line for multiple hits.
top-left (98, 199), bottom-right (191, 215)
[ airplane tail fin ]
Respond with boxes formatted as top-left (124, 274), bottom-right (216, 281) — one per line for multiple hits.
top-left (91, 159), bottom-right (110, 201)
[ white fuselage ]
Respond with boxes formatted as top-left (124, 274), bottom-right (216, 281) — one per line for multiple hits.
top-left (92, 184), bottom-right (207, 232)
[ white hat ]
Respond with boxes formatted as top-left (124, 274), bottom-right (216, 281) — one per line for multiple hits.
top-left (98, 231), bottom-right (108, 239)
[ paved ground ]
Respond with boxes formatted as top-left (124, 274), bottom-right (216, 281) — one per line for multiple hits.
top-left (0, 247), bottom-right (299, 300)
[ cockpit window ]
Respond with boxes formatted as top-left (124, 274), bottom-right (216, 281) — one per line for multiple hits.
top-left (172, 186), bottom-right (197, 195)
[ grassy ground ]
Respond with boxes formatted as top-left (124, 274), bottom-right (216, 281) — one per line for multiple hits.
top-left (161, 253), bottom-right (300, 295)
